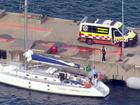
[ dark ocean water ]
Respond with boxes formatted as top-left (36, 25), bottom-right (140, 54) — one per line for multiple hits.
top-left (0, 84), bottom-right (140, 105)
top-left (0, 0), bottom-right (140, 27)
top-left (0, 0), bottom-right (140, 105)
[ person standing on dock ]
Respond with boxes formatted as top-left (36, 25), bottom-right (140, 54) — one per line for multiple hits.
top-left (92, 66), bottom-right (98, 78)
top-left (88, 66), bottom-right (98, 78)
top-left (101, 46), bottom-right (106, 61)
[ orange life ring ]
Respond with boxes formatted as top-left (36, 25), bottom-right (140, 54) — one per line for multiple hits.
top-left (84, 82), bottom-right (92, 88)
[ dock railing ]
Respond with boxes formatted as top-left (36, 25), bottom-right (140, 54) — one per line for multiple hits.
top-left (80, 16), bottom-right (88, 23)
top-left (77, 16), bottom-right (88, 25)
top-left (21, 12), bottom-right (48, 24)
top-left (0, 9), bottom-right (6, 18)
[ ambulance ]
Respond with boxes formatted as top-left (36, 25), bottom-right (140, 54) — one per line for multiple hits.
top-left (78, 17), bottom-right (138, 47)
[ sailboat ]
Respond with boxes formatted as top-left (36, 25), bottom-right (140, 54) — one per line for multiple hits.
top-left (0, 0), bottom-right (109, 97)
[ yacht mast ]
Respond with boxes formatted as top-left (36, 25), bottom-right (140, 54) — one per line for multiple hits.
top-left (121, 0), bottom-right (124, 60)
top-left (24, 0), bottom-right (28, 51)
top-left (122, 0), bottom-right (124, 35)
top-left (24, 0), bottom-right (28, 69)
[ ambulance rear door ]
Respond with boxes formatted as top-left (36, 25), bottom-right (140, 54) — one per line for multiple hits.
top-left (112, 28), bottom-right (123, 44)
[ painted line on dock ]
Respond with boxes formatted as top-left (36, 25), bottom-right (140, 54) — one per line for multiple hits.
top-left (38, 41), bottom-right (117, 55)
top-left (0, 22), bottom-right (49, 32)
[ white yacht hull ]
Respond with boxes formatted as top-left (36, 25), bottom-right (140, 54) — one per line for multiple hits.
top-left (0, 64), bottom-right (109, 97)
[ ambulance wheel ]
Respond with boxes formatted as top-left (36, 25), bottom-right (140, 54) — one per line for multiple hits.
top-left (87, 39), bottom-right (93, 45)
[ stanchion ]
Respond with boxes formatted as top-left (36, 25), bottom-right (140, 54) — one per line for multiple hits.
top-left (118, 45), bottom-right (123, 61)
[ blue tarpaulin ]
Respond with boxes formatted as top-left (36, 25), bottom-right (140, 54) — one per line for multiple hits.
top-left (32, 54), bottom-right (80, 68)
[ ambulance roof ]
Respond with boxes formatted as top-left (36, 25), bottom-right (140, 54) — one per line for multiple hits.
top-left (82, 18), bottom-right (123, 29)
